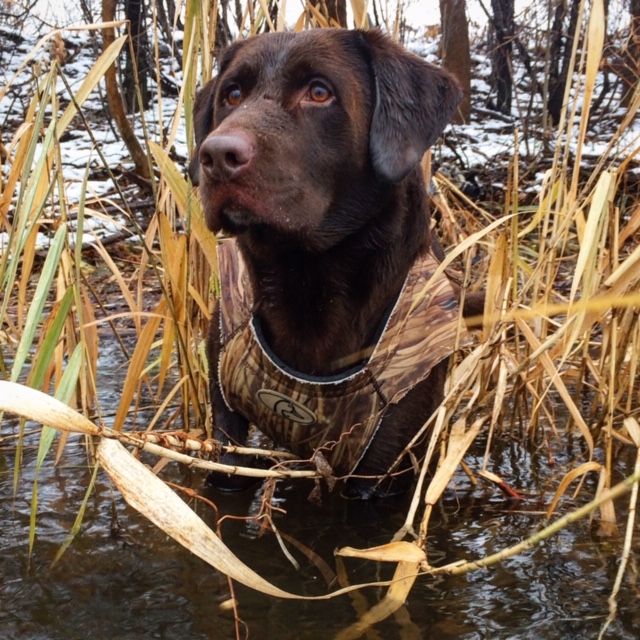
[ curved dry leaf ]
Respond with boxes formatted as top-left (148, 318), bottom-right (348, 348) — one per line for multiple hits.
top-left (545, 461), bottom-right (602, 519)
top-left (424, 416), bottom-right (484, 506)
top-left (336, 541), bottom-right (426, 564)
top-left (99, 439), bottom-right (420, 600)
top-left (96, 438), bottom-right (304, 598)
top-left (623, 417), bottom-right (640, 448)
top-left (0, 382), bottom-right (423, 602)
top-left (0, 381), bottom-right (100, 435)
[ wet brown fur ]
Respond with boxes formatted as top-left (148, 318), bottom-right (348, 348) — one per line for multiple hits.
top-left (191, 29), bottom-right (480, 498)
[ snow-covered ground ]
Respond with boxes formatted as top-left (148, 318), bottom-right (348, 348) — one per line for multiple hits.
top-left (0, 25), bottom-right (188, 251)
top-left (1, 9), bottom-right (638, 252)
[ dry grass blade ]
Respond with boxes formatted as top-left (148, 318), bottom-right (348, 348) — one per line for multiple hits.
top-left (624, 417), bottom-right (640, 447)
top-left (569, 0), bottom-right (605, 209)
top-left (515, 318), bottom-right (594, 455)
top-left (604, 239), bottom-right (640, 289)
top-left (97, 438), bottom-right (307, 599)
top-left (569, 170), bottom-right (613, 303)
top-left (87, 239), bottom-right (142, 334)
top-left (1, 76), bottom-right (54, 313)
top-left (55, 36), bottom-right (127, 137)
top-left (517, 173), bottom-right (561, 238)
top-left (0, 121), bottom-right (35, 221)
top-left (423, 416), bottom-right (485, 508)
top-left (0, 21), bottom-right (127, 102)
top-left (483, 233), bottom-right (509, 341)
top-left (596, 466), bottom-right (617, 534)
top-left (0, 381), bottom-right (100, 436)
top-left (149, 141), bottom-right (218, 271)
top-left (336, 541), bottom-right (426, 563)
top-left (618, 202), bottom-right (640, 253)
top-left (545, 461), bottom-right (602, 519)
top-left (111, 299), bottom-right (166, 431)
top-left (350, 0), bottom-right (370, 29)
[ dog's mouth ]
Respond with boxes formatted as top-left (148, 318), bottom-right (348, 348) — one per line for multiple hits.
top-left (221, 207), bottom-right (309, 248)
top-left (203, 183), bottom-right (266, 233)
top-left (211, 187), bottom-right (304, 236)
top-left (202, 179), bottom-right (329, 248)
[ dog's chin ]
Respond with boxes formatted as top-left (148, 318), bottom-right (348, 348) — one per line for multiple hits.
top-left (219, 206), bottom-right (261, 234)
top-left (216, 204), bottom-right (302, 240)
top-left (207, 196), bottom-right (336, 251)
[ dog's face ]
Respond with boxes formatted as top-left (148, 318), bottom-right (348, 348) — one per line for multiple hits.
top-left (190, 29), bottom-right (462, 251)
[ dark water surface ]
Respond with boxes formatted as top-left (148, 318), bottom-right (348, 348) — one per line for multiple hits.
top-left (2, 342), bottom-right (639, 639)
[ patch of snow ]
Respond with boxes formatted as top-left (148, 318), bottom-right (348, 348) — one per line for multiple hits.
top-left (2, 6), bottom-right (639, 254)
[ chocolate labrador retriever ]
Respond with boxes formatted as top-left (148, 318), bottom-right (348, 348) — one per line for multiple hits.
top-left (191, 28), bottom-right (479, 499)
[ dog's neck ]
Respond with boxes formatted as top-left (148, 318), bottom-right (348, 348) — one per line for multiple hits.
top-left (236, 174), bottom-right (432, 376)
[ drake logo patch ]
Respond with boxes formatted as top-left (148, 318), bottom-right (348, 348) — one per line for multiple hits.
top-left (257, 389), bottom-right (317, 425)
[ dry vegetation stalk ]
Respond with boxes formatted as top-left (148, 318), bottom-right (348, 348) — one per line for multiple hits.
top-left (598, 418), bottom-right (640, 638)
top-left (0, 381), bottom-right (313, 478)
top-left (1, 2), bottom-right (640, 635)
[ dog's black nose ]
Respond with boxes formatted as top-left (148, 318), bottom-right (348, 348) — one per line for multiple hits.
top-left (199, 133), bottom-right (255, 180)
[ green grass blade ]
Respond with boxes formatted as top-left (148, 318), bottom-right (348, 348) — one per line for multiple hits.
top-left (28, 343), bottom-right (84, 558)
top-left (51, 461), bottom-right (100, 566)
top-left (10, 223), bottom-right (67, 383)
top-left (27, 286), bottom-right (75, 389)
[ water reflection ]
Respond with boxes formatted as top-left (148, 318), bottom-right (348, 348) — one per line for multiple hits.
top-left (1, 345), bottom-right (639, 638)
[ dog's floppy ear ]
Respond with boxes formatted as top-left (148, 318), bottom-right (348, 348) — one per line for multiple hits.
top-left (188, 79), bottom-right (217, 185)
top-left (363, 29), bottom-right (463, 184)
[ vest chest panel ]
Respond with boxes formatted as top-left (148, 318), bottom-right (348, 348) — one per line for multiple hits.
top-left (216, 237), bottom-right (469, 476)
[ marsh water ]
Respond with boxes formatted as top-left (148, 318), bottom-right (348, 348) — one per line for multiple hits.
top-left (2, 340), bottom-right (640, 639)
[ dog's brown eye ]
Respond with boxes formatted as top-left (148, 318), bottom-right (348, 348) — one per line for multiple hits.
top-left (225, 85), bottom-right (242, 107)
top-left (307, 82), bottom-right (332, 104)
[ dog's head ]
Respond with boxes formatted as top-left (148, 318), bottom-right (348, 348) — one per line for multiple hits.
top-left (190, 29), bottom-right (462, 249)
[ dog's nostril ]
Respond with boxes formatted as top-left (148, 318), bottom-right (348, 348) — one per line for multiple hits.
top-left (199, 149), bottom-right (214, 167)
top-left (225, 151), bottom-right (244, 168)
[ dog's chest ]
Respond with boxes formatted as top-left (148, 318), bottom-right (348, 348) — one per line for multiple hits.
top-left (215, 237), bottom-right (469, 475)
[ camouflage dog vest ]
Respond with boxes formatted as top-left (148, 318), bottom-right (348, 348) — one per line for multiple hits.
top-left (216, 236), bottom-right (468, 476)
